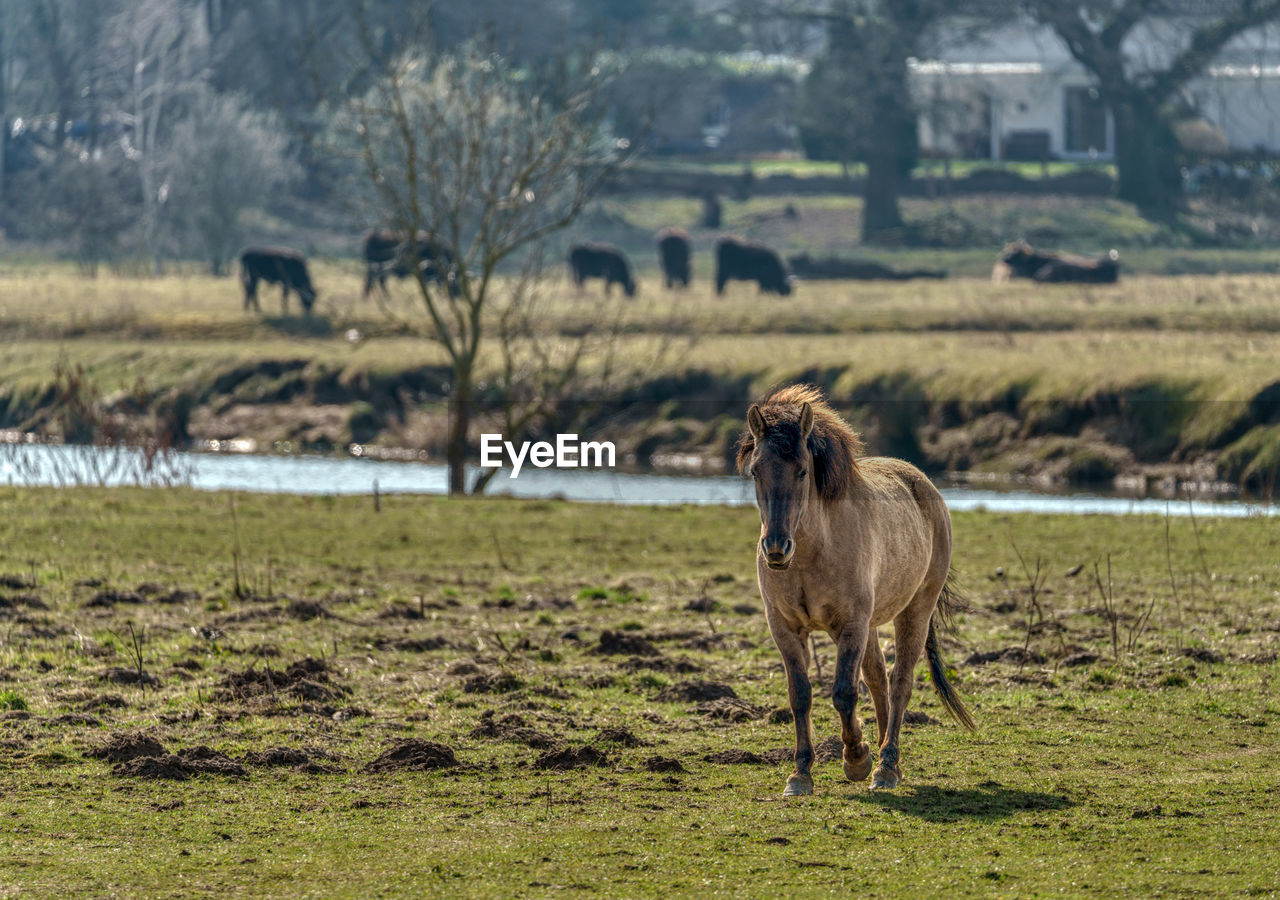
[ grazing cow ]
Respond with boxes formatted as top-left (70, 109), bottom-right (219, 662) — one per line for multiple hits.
top-left (362, 229), bottom-right (457, 297)
top-left (656, 227), bottom-right (692, 289)
top-left (568, 242), bottom-right (636, 297)
top-left (993, 240), bottom-right (1119, 284)
top-left (715, 236), bottom-right (792, 296)
top-left (240, 246), bottom-right (316, 315)
top-left (788, 253), bottom-right (946, 281)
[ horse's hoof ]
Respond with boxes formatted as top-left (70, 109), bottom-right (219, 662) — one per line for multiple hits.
top-left (783, 775), bottom-right (813, 797)
top-left (870, 766), bottom-right (901, 790)
top-left (842, 744), bottom-right (873, 782)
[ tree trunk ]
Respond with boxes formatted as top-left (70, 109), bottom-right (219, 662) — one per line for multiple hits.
top-left (1111, 97), bottom-right (1184, 222)
top-left (862, 99), bottom-right (906, 243)
top-left (447, 365), bottom-right (472, 495)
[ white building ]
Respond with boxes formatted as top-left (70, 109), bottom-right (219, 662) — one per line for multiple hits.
top-left (912, 19), bottom-right (1280, 161)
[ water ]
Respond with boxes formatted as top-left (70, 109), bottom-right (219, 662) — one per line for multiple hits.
top-left (2, 443), bottom-right (1276, 518)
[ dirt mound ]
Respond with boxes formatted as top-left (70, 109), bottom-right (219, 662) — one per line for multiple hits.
top-left (99, 667), bottom-right (162, 688)
top-left (85, 589), bottom-right (145, 608)
top-left (813, 736), bottom-right (843, 763)
top-left (87, 731), bottom-right (166, 763)
top-left (0, 593), bottom-right (46, 611)
top-left (462, 672), bottom-right (523, 694)
top-left (387, 637), bottom-right (454, 652)
top-left (365, 739), bottom-right (459, 772)
top-left (219, 657), bottom-right (348, 702)
top-left (643, 755), bottom-right (687, 773)
top-left (1182, 647), bottom-right (1224, 664)
top-left (593, 630), bottom-right (660, 657)
top-left (617, 655), bottom-right (702, 674)
top-left (113, 746), bottom-right (248, 779)
top-left (654, 680), bottom-right (738, 703)
top-left (704, 748), bottom-right (769, 765)
top-left (596, 727), bottom-right (646, 747)
top-left (695, 698), bottom-right (766, 722)
top-left (534, 745), bottom-right (609, 770)
top-left (242, 746), bottom-right (342, 773)
top-left (469, 711), bottom-right (555, 749)
top-left (156, 589), bottom-right (201, 605)
top-left (965, 647), bottom-right (1046, 666)
top-left (241, 747), bottom-right (311, 767)
top-left (904, 710), bottom-right (940, 726)
top-left (79, 694), bottom-right (128, 712)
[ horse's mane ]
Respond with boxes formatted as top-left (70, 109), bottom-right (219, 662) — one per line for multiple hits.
top-left (736, 384), bottom-right (865, 502)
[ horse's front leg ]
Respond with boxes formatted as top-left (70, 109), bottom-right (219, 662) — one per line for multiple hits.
top-left (774, 627), bottom-right (814, 797)
top-left (833, 620), bottom-right (872, 782)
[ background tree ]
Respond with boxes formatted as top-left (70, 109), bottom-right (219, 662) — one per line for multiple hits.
top-left (788, 1), bottom-right (954, 243)
top-left (1026, 0), bottom-right (1280, 221)
top-left (339, 41), bottom-right (626, 495)
top-left (162, 88), bottom-right (297, 275)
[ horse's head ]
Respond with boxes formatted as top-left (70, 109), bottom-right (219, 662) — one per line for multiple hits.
top-left (745, 401), bottom-right (814, 570)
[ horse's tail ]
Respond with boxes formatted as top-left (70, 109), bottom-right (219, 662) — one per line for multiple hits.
top-left (928, 568), bottom-right (976, 731)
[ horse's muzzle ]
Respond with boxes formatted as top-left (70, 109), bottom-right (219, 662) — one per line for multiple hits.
top-left (762, 537), bottom-right (794, 570)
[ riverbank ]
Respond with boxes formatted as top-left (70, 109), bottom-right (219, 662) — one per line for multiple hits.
top-left (5, 271), bottom-right (1280, 494)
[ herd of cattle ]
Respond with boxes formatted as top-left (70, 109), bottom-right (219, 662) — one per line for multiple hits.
top-left (236, 230), bottom-right (1120, 315)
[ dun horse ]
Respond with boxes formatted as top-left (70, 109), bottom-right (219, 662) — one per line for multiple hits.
top-left (738, 385), bottom-right (974, 796)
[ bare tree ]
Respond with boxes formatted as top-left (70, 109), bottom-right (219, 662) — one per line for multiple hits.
top-left (163, 87), bottom-right (297, 274)
top-left (1025, 1), bottom-right (1280, 221)
top-left (105, 0), bottom-right (209, 272)
top-left (338, 41), bottom-right (627, 495)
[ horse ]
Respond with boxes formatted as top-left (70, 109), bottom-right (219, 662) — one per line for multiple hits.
top-left (737, 384), bottom-right (974, 796)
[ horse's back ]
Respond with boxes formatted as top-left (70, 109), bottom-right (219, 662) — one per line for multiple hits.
top-left (850, 457), bottom-right (952, 596)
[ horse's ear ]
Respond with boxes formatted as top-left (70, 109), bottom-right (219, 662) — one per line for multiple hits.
top-left (798, 402), bottom-right (814, 439)
top-left (747, 404), bottom-right (766, 441)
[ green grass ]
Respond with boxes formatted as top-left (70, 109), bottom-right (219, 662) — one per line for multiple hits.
top-left (0, 487), bottom-right (1279, 896)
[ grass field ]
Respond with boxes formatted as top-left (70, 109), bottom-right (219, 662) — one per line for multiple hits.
top-left (0, 488), bottom-right (1278, 896)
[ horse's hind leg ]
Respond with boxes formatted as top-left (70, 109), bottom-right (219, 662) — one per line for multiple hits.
top-left (772, 626), bottom-right (815, 797)
top-left (861, 628), bottom-right (890, 750)
top-left (832, 619), bottom-right (872, 782)
top-left (874, 587), bottom-right (938, 790)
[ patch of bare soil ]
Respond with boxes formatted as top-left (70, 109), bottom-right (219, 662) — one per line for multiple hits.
top-left (616, 655), bottom-right (702, 674)
top-left (462, 672), bottom-right (523, 694)
top-left (110, 744), bottom-right (248, 779)
top-left (643, 755), bottom-right (686, 773)
top-left (654, 680), bottom-right (738, 703)
top-left (593, 630), bottom-right (660, 657)
top-left (0, 574), bottom-right (36, 590)
top-left (85, 589), bottom-right (146, 608)
top-left (87, 731), bottom-right (165, 763)
top-left (904, 710), bottom-right (940, 726)
top-left (0, 593), bottom-right (47, 612)
top-left (379, 636), bottom-right (454, 652)
top-left (446, 661), bottom-right (482, 677)
top-left (695, 698), bottom-right (766, 722)
top-left (219, 657), bottom-right (349, 703)
top-left (965, 647), bottom-right (1047, 666)
top-left (469, 711), bottom-right (556, 749)
top-left (534, 745), bottom-right (609, 770)
top-left (704, 749), bottom-right (774, 765)
top-left (813, 736), bottom-right (843, 763)
top-left (596, 727), bottom-right (647, 747)
top-left (1182, 647), bottom-right (1224, 664)
top-left (99, 667), bottom-right (162, 688)
top-left (242, 746), bottom-right (343, 773)
top-left (364, 739), bottom-right (459, 772)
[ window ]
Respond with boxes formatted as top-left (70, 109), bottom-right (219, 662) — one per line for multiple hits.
top-left (1064, 86), bottom-right (1110, 155)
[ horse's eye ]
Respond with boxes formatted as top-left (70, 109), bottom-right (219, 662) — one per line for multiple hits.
top-left (797, 469), bottom-right (808, 479)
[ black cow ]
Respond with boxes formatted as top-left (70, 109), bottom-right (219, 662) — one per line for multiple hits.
top-left (568, 242), bottom-right (636, 297)
top-left (656, 227), bottom-right (692, 289)
top-left (993, 240), bottom-right (1119, 284)
top-left (714, 236), bottom-right (792, 296)
top-left (362, 229), bottom-right (457, 297)
top-left (240, 246), bottom-right (316, 314)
